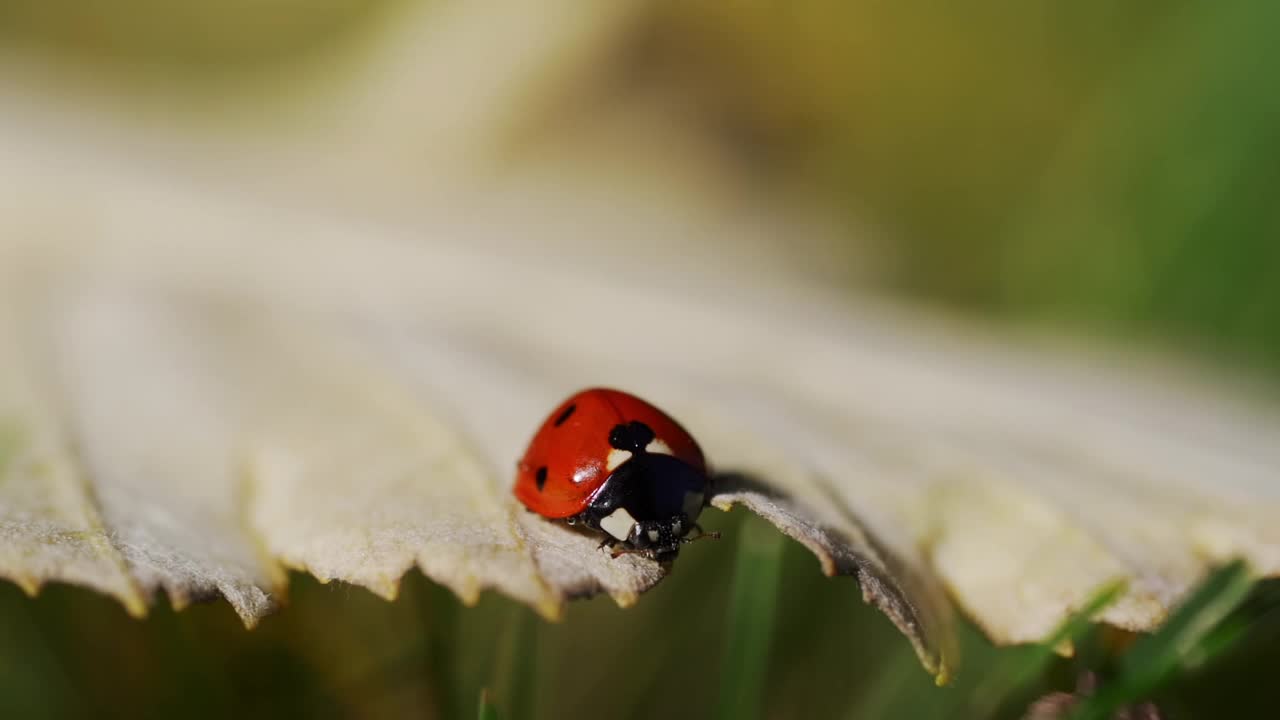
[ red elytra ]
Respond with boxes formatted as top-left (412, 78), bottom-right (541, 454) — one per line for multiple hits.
top-left (514, 388), bottom-right (707, 520)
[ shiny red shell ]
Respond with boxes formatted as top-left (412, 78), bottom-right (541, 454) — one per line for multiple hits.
top-left (514, 388), bottom-right (707, 519)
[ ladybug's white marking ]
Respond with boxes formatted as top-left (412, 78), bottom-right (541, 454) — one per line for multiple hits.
top-left (601, 507), bottom-right (637, 541)
top-left (605, 448), bottom-right (632, 472)
top-left (682, 490), bottom-right (704, 520)
top-left (645, 438), bottom-right (673, 456)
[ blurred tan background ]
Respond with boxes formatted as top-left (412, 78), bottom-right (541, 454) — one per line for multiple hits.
top-left (4, 2), bottom-right (1274, 376)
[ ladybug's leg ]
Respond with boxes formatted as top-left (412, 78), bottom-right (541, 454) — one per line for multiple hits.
top-left (597, 537), bottom-right (637, 558)
top-left (607, 545), bottom-right (655, 560)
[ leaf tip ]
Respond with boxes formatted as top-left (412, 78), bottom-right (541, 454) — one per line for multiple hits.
top-left (167, 588), bottom-right (192, 612)
top-left (454, 578), bottom-right (482, 607)
top-left (610, 590), bottom-right (640, 608)
top-left (120, 592), bottom-right (149, 619)
top-left (709, 497), bottom-right (736, 513)
top-left (375, 579), bottom-right (402, 602)
top-left (14, 575), bottom-right (41, 597)
top-left (535, 596), bottom-right (564, 622)
top-left (932, 654), bottom-right (957, 686)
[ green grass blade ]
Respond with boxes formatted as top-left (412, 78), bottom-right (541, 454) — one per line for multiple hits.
top-left (847, 640), bottom-right (935, 720)
top-left (1040, 582), bottom-right (1128, 658)
top-left (478, 688), bottom-right (501, 720)
top-left (491, 605), bottom-right (539, 720)
top-left (716, 516), bottom-right (786, 720)
top-left (423, 583), bottom-right (461, 719)
top-left (1070, 560), bottom-right (1254, 720)
top-left (964, 579), bottom-right (1126, 719)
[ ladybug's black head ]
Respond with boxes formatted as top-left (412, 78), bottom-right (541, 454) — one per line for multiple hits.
top-left (582, 450), bottom-right (709, 560)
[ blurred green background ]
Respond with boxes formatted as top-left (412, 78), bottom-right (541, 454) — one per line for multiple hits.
top-left (2, 1), bottom-right (1279, 718)
top-left (651, 1), bottom-right (1280, 374)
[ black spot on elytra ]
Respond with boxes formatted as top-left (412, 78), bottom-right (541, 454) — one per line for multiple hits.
top-left (553, 404), bottom-right (576, 427)
top-left (608, 421), bottom-right (655, 452)
top-left (535, 466), bottom-right (548, 491)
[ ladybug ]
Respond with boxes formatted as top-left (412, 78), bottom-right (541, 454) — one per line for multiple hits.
top-left (514, 388), bottom-right (716, 560)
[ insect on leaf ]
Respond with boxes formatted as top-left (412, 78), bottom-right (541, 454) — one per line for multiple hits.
top-left (0, 48), bottom-right (1278, 684)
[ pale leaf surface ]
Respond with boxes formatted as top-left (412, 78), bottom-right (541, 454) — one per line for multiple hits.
top-left (0, 290), bottom-right (143, 615)
top-left (42, 287), bottom-right (278, 624)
